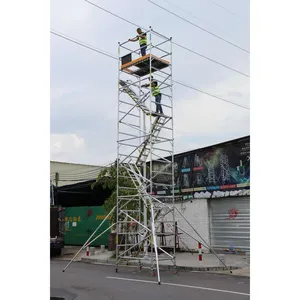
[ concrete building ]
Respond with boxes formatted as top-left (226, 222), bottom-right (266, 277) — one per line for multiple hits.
top-left (156, 136), bottom-right (250, 253)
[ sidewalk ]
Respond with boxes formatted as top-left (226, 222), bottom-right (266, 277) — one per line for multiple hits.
top-left (80, 250), bottom-right (250, 277)
top-left (54, 246), bottom-right (250, 277)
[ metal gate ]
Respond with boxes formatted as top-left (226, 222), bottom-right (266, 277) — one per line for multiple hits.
top-left (209, 196), bottom-right (250, 252)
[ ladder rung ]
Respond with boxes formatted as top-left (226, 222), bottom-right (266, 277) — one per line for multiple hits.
top-left (152, 172), bottom-right (172, 175)
top-left (156, 233), bottom-right (175, 236)
top-left (155, 221), bottom-right (175, 223)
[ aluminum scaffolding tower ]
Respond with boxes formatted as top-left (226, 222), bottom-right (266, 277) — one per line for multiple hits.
top-left (117, 28), bottom-right (176, 283)
top-left (61, 27), bottom-right (233, 282)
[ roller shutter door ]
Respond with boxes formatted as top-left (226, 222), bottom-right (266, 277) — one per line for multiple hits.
top-left (209, 196), bottom-right (250, 252)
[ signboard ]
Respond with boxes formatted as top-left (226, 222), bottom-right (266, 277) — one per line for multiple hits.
top-left (153, 136), bottom-right (250, 199)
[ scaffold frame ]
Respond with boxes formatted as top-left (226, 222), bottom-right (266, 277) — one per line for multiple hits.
top-left (116, 27), bottom-right (176, 284)
top-left (61, 28), bottom-right (233, 281)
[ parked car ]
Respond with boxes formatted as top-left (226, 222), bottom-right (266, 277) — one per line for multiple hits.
top-left (50, 206), bottom-right (64, 257)
top-left (50, 236), bottom-right (64, 257)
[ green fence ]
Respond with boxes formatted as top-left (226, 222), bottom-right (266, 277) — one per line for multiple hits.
top-left (63, 206), bottom-right (111, 247)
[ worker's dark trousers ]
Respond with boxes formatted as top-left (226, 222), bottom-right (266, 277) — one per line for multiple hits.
top-left (155, 94), bottom-right (163, 114)
top-left (140, 44), bottom-right (147, 56)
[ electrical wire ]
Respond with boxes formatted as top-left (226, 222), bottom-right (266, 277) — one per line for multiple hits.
top-left (172, 42), bottom-right (249, 77)
top-left (84, 0), bottom-right (249, 76)
top-left (50, 161), bottom-right (114, 181)
top-left (51, 30), bottom-right (249, 110)
top-left (50, 174), bottom-right (98, 181)
top-left (55, 162), bottom-right (114, 174)
top-left (208, 0), bottom-right (242, 18)
top-left (85, 0), bottom-right (141, 28)
top-left (56, 173), bottom-right (100, 180)
top-left (58, 171), bottom-right (101, 178)
top-left (159, 0), bottom-right (241, 43)
top-left (50, 30), bottom-right (118, 59)
top-left (173, 79), bottom-right (249, 110)
top-left (51, 175), bottom-right (99, 182)
top-left (50, 166), bottom-right (103, 179)
top-left (56, 180), bottom-right (97, 189)
top-left (58, 179), bottom-right (96, 183)
top-left (148, 0), bottom-right (249, 53)
top-left (52, 167), bottom-right (103, 175)
top-left (57, 172), bottom-right (101, 180)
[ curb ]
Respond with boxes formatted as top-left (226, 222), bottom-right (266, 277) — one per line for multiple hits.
top-left (207, 271), bottom-right (250, 278)
top-left (81, 257), bottom-right (241, 272)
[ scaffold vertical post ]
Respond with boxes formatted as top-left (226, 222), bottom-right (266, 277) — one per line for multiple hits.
top-left (116, 28), bottom-right (175, 284)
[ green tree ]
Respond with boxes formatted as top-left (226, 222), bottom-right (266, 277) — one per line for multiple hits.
top-left (92, 161), bottom-right (146, 226)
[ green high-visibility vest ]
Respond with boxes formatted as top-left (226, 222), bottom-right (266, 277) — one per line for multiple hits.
top-left (139, 33), bottom-right (147, 45)
top-left (151, 85), bottom-right (160, 96)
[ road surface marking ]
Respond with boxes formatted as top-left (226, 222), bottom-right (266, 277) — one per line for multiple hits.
top-left (106, 276), bottom-right (250, 296)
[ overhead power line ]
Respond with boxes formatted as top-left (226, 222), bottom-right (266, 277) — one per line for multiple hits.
top-left (84, 0), bottom-right (248, 77)
top-left (51, 168), bottom-right (101, 177)
top-left (51, 30), bottom-right (249, 110)
top-left (85, 0), bottom-right (140, 28)
top-left (50, 30), bottom-right (118, 61)
top-left (148, 0), bottom-right (249, 53)
top-left (160, 0), bottom-right (240, 43)
top-left (50, 161), bottom-right (115, 182)
top-left (173, 79), bottom-right (249, 110)
top-left (57, 169), bottom-right (102, 178)
top-left (50, 164), bottom-right (103, 176)
top-left (208, 0), bottom-right (242, 18)
top-left (172, 42), bottom-right (249, 77)
top-left (50, 165), bottom-right (102, 176)
top-left (51, 171), bottom-right (101, 181)
top-left (50, 30), bottom-right (118, 59)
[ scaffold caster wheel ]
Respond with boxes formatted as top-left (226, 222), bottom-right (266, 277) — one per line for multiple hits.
top-left (158, 282), bottom-right (161, 285)
top-left (116, 268), bottom-right (118, 273)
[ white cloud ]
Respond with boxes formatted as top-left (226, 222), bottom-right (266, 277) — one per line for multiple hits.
top-left (50, 132), bottom-right (117, 166)
top-left (50, 133), bottom-right (86, 162)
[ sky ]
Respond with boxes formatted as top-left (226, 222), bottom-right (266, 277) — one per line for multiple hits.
top-left (50, 0), bottom-right (250, 166)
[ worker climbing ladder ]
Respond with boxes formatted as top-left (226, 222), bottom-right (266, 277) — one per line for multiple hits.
top-left (117, 28), bottom-right (176, 283)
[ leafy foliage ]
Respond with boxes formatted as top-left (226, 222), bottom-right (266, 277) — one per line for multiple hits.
top-left (92, 161), bottom-right (141, 226)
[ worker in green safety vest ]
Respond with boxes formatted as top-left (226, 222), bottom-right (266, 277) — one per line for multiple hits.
top-left (142, 76), bottom-right (163, 115)
top-left (128, 28), bottom-right (147, 56)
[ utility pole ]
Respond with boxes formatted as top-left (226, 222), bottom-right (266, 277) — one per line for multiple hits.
top-left (55, 172), bottom-right (59, 187)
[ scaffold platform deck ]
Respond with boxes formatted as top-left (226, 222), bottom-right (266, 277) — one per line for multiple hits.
top-left (121, 54), bottom-right (170, 77)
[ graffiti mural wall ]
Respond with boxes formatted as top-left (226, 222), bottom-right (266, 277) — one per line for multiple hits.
top-left (153, 136), bottom-right (250, 199)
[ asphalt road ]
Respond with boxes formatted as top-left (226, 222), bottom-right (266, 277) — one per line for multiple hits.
top-left (51, 260), bottom-right (250, 300)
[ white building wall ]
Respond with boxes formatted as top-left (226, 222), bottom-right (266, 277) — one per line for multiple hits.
top-left (163, 199), bottom-right (210, 253)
